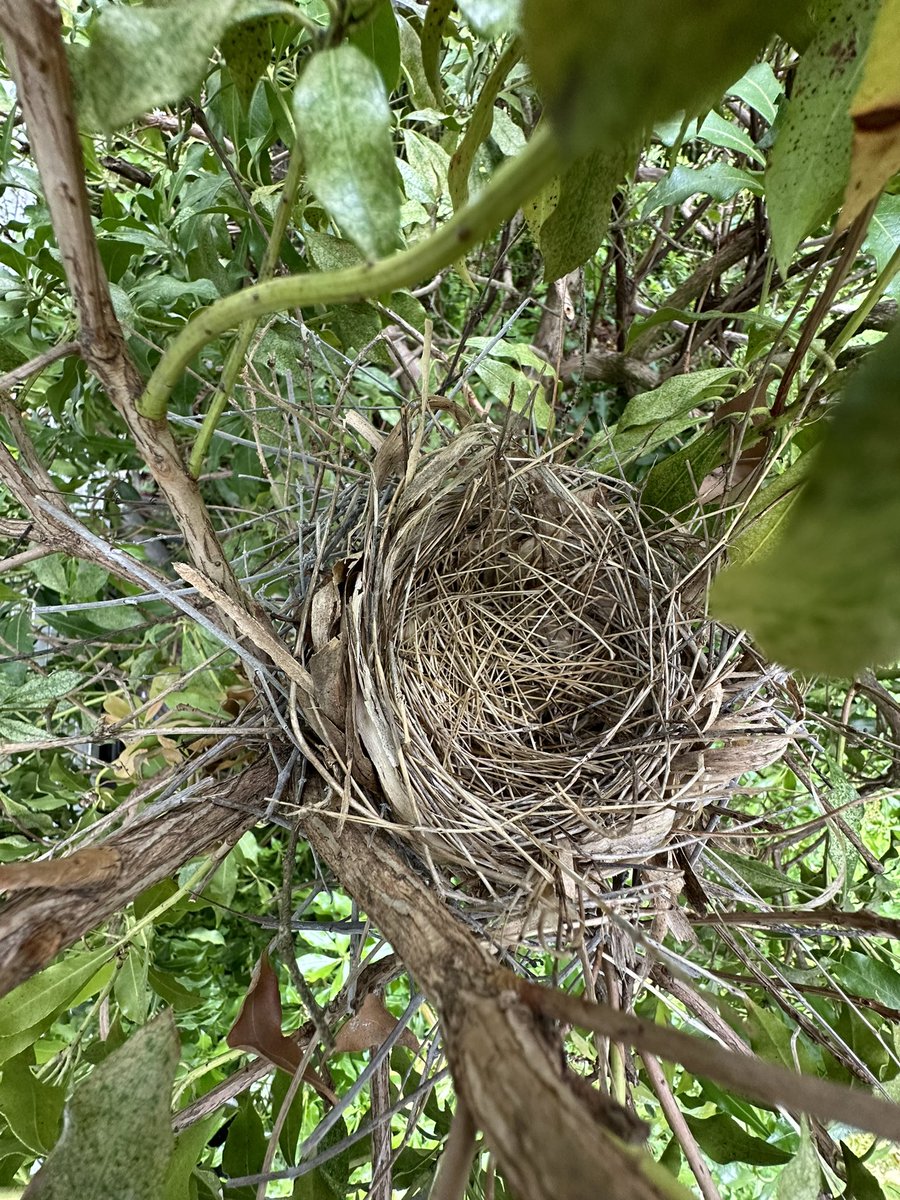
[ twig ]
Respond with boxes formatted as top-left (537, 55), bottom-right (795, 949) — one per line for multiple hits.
top-left (0, 339), bottom-right (79, 392)
top-left (640, 1052), bottom-right (722, 1200)
top-left (428, 1099), bottom-right (477, 1200)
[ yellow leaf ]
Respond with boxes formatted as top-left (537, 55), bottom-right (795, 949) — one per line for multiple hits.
top-left (841, 0), bottom-right (900, 228)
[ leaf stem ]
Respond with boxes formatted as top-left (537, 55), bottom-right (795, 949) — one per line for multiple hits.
top-left (138, 126), bottom-right (559, 421)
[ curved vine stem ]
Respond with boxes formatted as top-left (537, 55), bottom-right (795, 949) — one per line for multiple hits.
top-left (138, 125), bottom-right (559, 421)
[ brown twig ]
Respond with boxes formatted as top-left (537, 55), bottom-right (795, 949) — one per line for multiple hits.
top-left (0, 340), bottom-right (79, 392)
top-left (640, 1052), bottom-right (722, 1200)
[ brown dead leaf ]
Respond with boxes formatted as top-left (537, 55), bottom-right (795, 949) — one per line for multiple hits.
top-left (0, 846), bottom-right (122, 893)
top-left (227, 953), bottom-right (301, 1074)
top-left (332, 992), bottom-right (419, 1054)
top-left (226, 954), bottom-right (339, 1105)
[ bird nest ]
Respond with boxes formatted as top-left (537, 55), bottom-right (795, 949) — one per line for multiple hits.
top-left (301, 424), bottom-right (794, 933)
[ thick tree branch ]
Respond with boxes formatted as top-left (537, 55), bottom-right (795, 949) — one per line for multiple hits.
top-left (0, 758), bottom-right (275, 996)
top-left (303, 795), bottom-right (681, 1200)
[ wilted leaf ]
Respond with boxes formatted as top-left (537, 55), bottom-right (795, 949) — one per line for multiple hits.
top-left (293, 45), bottom-right (400, 259)
top-left (711, 323), bottom-right (900, 675)
top-left (227, 953), bottom-right (300, 1072)
top-left (523, 0), bottom-right (784, 159)
top-left (841, 0), bottom-right (900, 228)
top-left (766, 0), bottom-right (879, 274)
top-left (23, 1012), bottom-right (179, 1200)
top-left (332, 993), bottom-right (419, 1054)
top-left (0, 846), bottom-right (121, 894)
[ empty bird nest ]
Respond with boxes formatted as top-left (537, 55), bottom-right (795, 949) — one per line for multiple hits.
top-left (295, 421), bottom-right (796, 938)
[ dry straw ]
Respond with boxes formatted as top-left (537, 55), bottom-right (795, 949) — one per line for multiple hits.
top-left (300, 422), bottom-right (794, 937)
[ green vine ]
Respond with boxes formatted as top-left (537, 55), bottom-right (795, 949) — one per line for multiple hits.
top-left (137, 126), bottom-right (559, 422)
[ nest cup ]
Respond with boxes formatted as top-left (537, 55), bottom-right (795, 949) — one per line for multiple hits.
top-left (323, 426), bottom-right (792, 932)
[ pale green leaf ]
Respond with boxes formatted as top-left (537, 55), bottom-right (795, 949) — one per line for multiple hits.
top-left (540, 143), bottom-right (635, 282)
top-left (71, 0), bottom-right (300, 134)
top-left (642, 163), bottom-right (763, 218)
top-left (294, 45), bottom-right (400, 259)
top-left (864, 194), bottom-right (900, 298)
top-left (114, 947), bottom-right (150, 1024)
top-left (457, 0), bottom-right (519, 37)
top-left (24, 1012), bottom-right (179, 1200)
top-left (12, 672), bottom-right (82, 710)
top-left (619, 368), bottom-right (739, 430)
top-left (711, 324), bottom-right (900, 675)
top-left (766, 0), bottom-right (880, 274)
top-left (697, 112), bottom-right (764, 163)
top-left (729, 61), bottom-right (782, 126)
top-left (523, 0), bottom-right (785, 159)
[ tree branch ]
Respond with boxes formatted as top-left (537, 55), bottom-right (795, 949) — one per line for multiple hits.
top-left (0, 0), bottom-right (250, 612)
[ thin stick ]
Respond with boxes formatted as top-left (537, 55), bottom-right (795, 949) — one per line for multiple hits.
top-left (640, 1052), bottom-right (722, 1200)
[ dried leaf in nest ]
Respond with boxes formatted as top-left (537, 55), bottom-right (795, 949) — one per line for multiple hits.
top-left (302, 424), bottom-right (796, 936)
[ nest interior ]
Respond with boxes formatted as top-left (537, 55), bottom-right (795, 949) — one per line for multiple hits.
top-left (308, 425), bottom-right (794, 930)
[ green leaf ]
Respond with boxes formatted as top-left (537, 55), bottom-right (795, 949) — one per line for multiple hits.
top-left (864, 194), bottom-right (900, 298)
top-left (27, 555), bottom-right (67, 595)
top-left (293, 45), bottom-right (400, 259)
top-left (642, 163), bottom-right (763, 218)
top-left (457, 0), bottom-right (519, 37)
top-left (523, 0), bottom-right (784, 159)
top-left (223, 17), bottom-right (273, 110)
top-left (766, 0), bottom-right (880, 275)
top-left (0, 1053), bottom-right (64, 1155)
top-left (684, 1113), bottom-right (791, 1167)
top-left (222, 1096), bottom-right (267, 1200)
top-left (540, 143), bottom-right (635, 282)
top-left (711, 848), bottom-right (812, 899)
top-left (776, 1121), bottom-right (820, 1200)
top-left (292, 1117), bottom-right (351, 1200)
top-left (71, 0), bottom-right (301, 134)
top-left (619, 368), bottom-right (739, 430)
top-left (0, 948), bottom-right (113, 1065)
top-left (841, 1143), bottom-right (887, 1200)
top-left (350, 0), bottom-right (401, 93)
top-left (641, 428), bottom-right (728, 515)
top-left (833, 950), bottom-right (900, 1009)
top-left (23, 1012), bottom-right (179, 1200)
top-left (163, 1113), bottom-right (227, 1200)
top-left (711, 324), bottom-right (900, 675)
top-left (271, 1071), bottom-right (306, 1167)
top-left (114, 946), bottom-right (150, 1024)
top-left (729, 61), bottom-right (782, 126)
